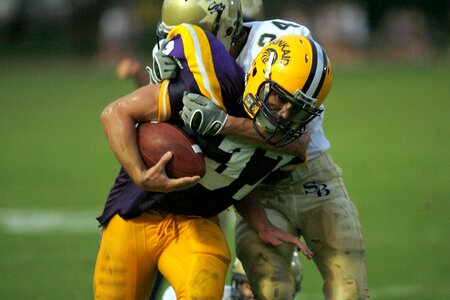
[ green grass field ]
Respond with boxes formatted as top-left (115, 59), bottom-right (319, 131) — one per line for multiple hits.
top-left (0, 58), bottom-right (449, 299)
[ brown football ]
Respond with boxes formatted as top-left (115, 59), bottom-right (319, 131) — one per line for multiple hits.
top-left (137, 122), bottom-right (205, 178)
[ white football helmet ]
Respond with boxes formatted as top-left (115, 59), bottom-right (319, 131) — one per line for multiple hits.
top-left (157, 0), bottom-right (243, 51)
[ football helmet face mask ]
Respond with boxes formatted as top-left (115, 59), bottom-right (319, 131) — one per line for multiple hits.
top-left (290, 251), bottom-right (303, 295)
top-left (243, 35), bottom-right (333, 147)
top-left (156, 0), bottom-right (243, 51)
top-left (230, 259), bottom-right (253, 300)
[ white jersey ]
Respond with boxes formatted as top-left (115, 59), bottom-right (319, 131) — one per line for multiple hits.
top-left (236, 19), bottom-right (331, 160)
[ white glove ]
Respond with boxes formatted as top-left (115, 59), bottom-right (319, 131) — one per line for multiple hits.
top-left (180, 92), bottom-right (229, 136)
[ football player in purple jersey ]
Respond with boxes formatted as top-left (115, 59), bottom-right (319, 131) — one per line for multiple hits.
top-left (94, 22), bottom-right (318, 299)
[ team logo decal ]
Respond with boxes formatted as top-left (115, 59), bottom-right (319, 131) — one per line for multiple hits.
top-left (269, 39), bottom-right (291, 66)
top-left (303, 181), bottom-right (330, 197)
top-left (207, 1), bottom-right (226, 14)
top-left (261, 49), bottom-right (278, 65)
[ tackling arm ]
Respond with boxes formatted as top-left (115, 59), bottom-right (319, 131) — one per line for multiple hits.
top-left (180, 92), bottom-right (310, 156)
top-left (222, 115), bottom-right (310, 157)
top-left (234, 188), bottom-right (313, 259)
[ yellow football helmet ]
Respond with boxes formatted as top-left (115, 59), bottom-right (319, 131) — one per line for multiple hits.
top-left (243, 34), bottom-right (333, 147)
top-left (157, 0), bottom-right (243, 51)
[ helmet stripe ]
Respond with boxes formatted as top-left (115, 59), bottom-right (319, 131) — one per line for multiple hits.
top-left (302, 38), bottom-right (317, 96)
top-left (312, 46), bottom-right (328, 99)
top-left (302, 38), bottom-right (326, 99)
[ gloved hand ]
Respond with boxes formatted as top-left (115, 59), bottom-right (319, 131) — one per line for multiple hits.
top-left (147, 47), bottom-right (179, 84)
top-left (180, 92), bottom-right (229, 135)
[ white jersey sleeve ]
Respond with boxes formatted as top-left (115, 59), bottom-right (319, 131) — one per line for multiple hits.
top-left (236, 19), bottom-right (330, 159)
top-left (235, 19), bottom-right (312, 72)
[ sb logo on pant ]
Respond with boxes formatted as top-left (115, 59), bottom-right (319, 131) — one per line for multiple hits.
top-left (303, 181), bottom-right (330, 197)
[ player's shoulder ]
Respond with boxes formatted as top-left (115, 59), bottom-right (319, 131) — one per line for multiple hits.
top-left (161, 23), bottom-right (228, 61)
top-left (167, 23), bottom-right (209, 40)
top-left (245, 18), bottom-right (312, 39)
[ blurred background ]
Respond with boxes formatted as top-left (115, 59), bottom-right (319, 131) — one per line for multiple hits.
top-left (0, 0), bottom-right (448, 63)
top-left (0, 0), bottom-right (449, 299)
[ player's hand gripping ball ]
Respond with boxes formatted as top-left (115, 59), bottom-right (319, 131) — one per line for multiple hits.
top-left (137, 122), bottom-right (206, 178)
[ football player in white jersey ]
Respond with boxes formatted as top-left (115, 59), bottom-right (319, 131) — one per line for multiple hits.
top-left (200, 21), bottom-right (369, 300)
top-left (117, 0), bottom-right (369, 299)
top-left (228, 19), bottom-right (369, 300)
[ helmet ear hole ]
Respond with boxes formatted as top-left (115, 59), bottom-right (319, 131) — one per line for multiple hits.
top-left (252, 67), bottom-right (257, 77)
top-left (226, 26), bottom-right (234, 37)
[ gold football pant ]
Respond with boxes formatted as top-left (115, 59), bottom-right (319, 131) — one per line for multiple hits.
top-left (94, 212), bottom-right (231, 300)
top-left (235, 152), bottom-right (369, 300)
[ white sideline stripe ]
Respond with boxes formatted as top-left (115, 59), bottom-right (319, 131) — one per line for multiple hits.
top-left (370, 284), bottom-right (422, 297)
top-left (0, 209), bottom-right (100, 234)
top-left (298, 284), bottom-right (421, 299)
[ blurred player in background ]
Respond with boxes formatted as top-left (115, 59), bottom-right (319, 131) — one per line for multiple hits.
top-left (116, 0), bottom-right (368, 299)
top-left (241, 0), bottom-right (264, 21)
top-left (95, 19), bottom-right (320, 299)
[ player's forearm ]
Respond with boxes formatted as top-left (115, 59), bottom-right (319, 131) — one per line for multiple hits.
top-left (101, 102), bottom-right (147, 183)
top-left (234, 190), bottom-right (272, 233)
top-left (222, 116), bottom-right (309, 156)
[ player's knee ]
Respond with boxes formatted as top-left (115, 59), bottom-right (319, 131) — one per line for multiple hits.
top-left (187, 256), bottom-right (227, 299)
top-left (248, 259), bottom-right (296, 300)
top-left (254, 278), bottom-right (296, 300)
top-left (324, 278), bottom-right (358, 300)
top-left (323, 275), bottom-right (369, 300)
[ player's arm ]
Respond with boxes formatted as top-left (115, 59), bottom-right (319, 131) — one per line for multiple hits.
top-left (180, 92), bottom-right (310, 156)
top-left (222, 115), bottom-right (310, 157)
top-left (101, 84), bottom-right (200, 192)
top-left (234, 188), bottom-right (313, 259)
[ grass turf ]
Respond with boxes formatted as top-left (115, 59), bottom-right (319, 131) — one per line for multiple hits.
top-left (0, 59), bottom-right (448, 299)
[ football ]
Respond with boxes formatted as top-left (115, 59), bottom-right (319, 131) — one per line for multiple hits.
top-left (137, 122), bottom-right (206, 178)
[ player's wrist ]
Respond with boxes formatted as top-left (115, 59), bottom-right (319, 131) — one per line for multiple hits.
top-left (220, 115), bottom-right (242, 135)
top-left (127, 163), bottom-right (148, 187)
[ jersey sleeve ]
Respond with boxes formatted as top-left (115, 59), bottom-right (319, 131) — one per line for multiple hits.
top-left (157, 24), bottom-right (246, 124)
top-left (237, 19), bottom-right (314, 72)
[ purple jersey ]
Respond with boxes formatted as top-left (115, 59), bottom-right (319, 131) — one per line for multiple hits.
top-left (97, 24), bottom-right (293, 226)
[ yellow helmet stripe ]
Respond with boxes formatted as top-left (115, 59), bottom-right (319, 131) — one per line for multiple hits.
top-left (169, 24), bottom-right (225, 111)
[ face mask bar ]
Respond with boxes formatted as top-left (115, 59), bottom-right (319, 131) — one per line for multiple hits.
top-left (231, 273), bottom-right (250, 300)
top-left (155, 21), bottom-right (171, 49)
top-left (245, 80), bottom-right (323, 147)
